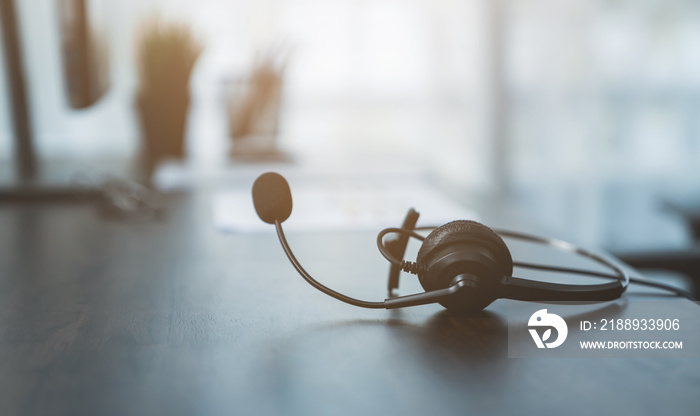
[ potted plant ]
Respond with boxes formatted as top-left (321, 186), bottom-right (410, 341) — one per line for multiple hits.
top-left (136, 20), bottom-right (202, 181)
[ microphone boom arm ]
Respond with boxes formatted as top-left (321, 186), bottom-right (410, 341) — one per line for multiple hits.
top-left (275, 220), bottom-right (386, 309)
top-left (274, 220), bottom-right (470, 309)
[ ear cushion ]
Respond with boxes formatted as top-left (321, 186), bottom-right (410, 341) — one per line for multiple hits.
top-left (417, 220), bottom-right (513, 277)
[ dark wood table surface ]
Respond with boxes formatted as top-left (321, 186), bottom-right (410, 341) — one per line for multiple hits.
top-left (1, 191), bottom-right (698, 416)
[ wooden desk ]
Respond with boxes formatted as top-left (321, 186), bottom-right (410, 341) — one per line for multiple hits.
top-left (0, 192), bottom-right (698, 416)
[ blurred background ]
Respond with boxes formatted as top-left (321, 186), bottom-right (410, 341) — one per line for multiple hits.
top-left (2, 0), bottom-right (700, 269)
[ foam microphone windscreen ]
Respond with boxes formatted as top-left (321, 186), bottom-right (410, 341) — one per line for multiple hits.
top-left (252, 172), bottom-right (293, 224)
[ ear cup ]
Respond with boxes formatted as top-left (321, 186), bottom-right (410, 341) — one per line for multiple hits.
top-left (416, 220), bottom-right (513, 312)
top-left (417, 220), bottom-right (513, 275)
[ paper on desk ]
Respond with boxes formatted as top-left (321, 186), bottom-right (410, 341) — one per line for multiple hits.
top-left (212, 184), bottom-right (479, 233)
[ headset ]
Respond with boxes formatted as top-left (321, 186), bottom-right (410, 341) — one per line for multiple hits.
top-left (252, 172), bottom-right (696, 313)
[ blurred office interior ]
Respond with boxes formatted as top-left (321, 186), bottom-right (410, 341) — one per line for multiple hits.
top-left (2, 0), bottom-right (700, 268)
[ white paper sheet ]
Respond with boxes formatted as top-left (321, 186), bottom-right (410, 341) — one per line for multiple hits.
top-left (212, 183), bottom-right (480, 233)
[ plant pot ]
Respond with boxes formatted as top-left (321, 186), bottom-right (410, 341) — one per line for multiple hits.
top-left (136, 89), bottom-right (190, 179)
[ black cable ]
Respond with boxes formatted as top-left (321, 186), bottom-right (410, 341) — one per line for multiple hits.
top-left (377, 227), bottom-right (426, 276)
top-left (377, 227), bottom-right (424, 266)
top-left (628, 277), bottom-right (697, 301)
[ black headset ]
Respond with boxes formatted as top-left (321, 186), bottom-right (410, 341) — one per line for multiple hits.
top-left (252, 172), bottom-right (695, 313)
